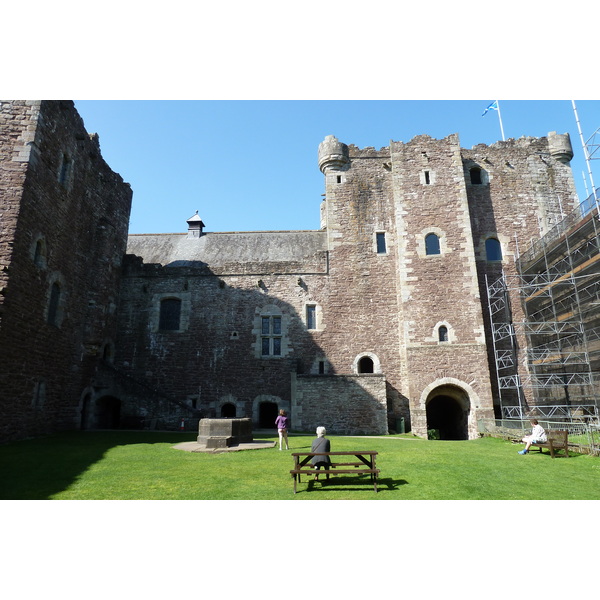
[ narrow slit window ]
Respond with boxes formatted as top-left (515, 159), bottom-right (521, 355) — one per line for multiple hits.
top-left (47, 282), bottom-right (61, 326)
top-left (58, 154), bottom-right (71, 186)
top-left (336, 175), bottom-right (342, 183)
top-left (424, 170), bottom-right (430, 185)
top-left (306, 305), bottom-right (316, 330)
top-left (376, 232), bottom-right (387, 254)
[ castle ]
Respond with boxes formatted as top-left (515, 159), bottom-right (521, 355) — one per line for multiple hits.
top-left (0, 100), bottom-right (583, 443)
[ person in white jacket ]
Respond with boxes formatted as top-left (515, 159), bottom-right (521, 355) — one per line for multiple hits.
top-left (518, 419), bottom-right (547, 454)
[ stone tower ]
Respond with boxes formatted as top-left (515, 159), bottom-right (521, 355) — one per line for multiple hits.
top-left (0, 101), bottom-right (132, 441)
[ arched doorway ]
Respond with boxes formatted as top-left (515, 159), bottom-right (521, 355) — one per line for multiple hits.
top-left (221, 403), bottom-right (236, 418)
top-left (95, 396), bottom-right (121, 429)
top-left (425, 386), bottom-right (469, 440)
top-left (259, 401), bottom-right (279, 428)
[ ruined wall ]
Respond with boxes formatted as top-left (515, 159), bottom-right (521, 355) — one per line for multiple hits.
top-left (0, 101), bottom-right (132, 442)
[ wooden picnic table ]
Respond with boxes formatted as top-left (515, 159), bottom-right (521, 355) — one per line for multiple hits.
top-left (290, 451), bottom-right (379, 493)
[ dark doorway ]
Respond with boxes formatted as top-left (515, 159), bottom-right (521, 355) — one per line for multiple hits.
top-left (259, 401), bottom-right (279, 428)
top-left (221, 403), bottom-right (236, 418)
top-left (358, 356), bottom-right (374, 373)
top-left (95, 396), bottom-right (121, 429)
top-left (426, 395), bottom-right (467, 440)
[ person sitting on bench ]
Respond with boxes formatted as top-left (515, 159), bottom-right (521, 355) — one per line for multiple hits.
top-left (518, 419), bottom-right (547, 455)
top-left (311, 426), bottom-right (331, 479)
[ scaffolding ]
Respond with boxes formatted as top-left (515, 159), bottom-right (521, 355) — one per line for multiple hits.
top-left (486, 193), bottom-right (600, 421)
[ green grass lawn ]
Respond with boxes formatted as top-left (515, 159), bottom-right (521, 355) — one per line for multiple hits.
top-left (0, 430), bottom-right (598, 500)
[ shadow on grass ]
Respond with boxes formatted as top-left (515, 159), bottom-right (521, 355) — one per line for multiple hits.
top-left (292, 476), bottom-right (408, 495)
top-left (0, 430), bottom-right (198, 500)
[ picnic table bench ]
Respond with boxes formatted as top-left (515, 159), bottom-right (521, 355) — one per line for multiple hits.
top-left (530, 430), bottom-right (570, 458)
top-left (290, 451), bottom-right (379, 493)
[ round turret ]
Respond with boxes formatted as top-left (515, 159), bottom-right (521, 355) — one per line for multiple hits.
top-left (548, 131), bottom-right (574, 164)
top-left (318, 135), bottom-right (350, 173)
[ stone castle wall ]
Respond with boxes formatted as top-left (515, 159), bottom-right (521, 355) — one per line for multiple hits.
top-left (0, 101), bottom-right (580, 441)
top-left (0, 101), bottom-right (132, 441)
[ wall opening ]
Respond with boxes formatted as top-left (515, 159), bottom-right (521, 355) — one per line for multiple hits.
top-left (358, 356), bottom-right (374, 373)
top-left (259, 401), bottom-right (279, 428)
top-left (426, 392), bottom-right (468, 440)
top-left (95, 396), bottom-right (121, 429)
top-left (221, 403), bottom-right (236, 418)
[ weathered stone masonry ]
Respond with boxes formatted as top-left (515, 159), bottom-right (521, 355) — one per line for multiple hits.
top-left (0, 101), bottom-right (578, 442)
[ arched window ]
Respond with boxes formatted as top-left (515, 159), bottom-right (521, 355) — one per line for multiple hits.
top-left (438, 326), bottom-right (448, 342)
top-left (470, 166), bottom-right (482, 185)
top-left (358, 356), bottom-right (374, 373)
top-left (34, 238), bottom-right (47, 267)
top-left (47, 282), bottom-right (61, 326)
top-left (425, 233), bottom-right (441, 255)
top-left (159, 298), bottom-right (182, 331)
top-left (485, 237), bottom-right (502, 261)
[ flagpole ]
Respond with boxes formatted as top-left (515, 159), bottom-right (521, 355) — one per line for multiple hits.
top-left (496, 100), bottom-right (506, 141)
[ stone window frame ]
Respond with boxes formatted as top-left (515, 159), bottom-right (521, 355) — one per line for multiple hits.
top-left (31, 234), bottom-right (48, 269)
top-left (466, 163), bottom-right (489, 186)
top-left (352, 352), bottom-right (382, 375)
top-left (484, 236), bottom-right (503, 262)
top-left (57, 151), bottom-right (74, 190)
top-left (149, 292), bottom-right (191, 333)
top-left (426, 321), bottom-right (455, 344)
top-left (375, 231), bottom-right (388, 255)
top-left (304, 301), bottom-right (323, 331)
top-left (420, 169), bottom-right (436, 186)
top-left (475, 233), bottom-right (507, 263)
top-left (45, 272), bottom-right (66, 327)
top-left (254, 304), bottom-right (290, 359)
top-left (417, 226), bottom-right (448, 258)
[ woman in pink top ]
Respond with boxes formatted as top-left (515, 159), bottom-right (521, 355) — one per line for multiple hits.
top-left (275, 409), bottom-right (290, 451)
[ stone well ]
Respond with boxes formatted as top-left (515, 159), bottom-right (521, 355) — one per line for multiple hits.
top-left (197, 418), bottom-right (253, 449)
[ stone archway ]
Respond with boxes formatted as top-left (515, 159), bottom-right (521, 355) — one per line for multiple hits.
top-left (426, 394), bottom-right (467, 440)
top-left (422, 382), bottom-right (474, 440)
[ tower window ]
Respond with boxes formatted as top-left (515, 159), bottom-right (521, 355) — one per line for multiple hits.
top-left (336, 175), bottom-right (342, 183)
top-left (425, 233), bottom-right (441, 255)
top-left (159, 298), bottom-right (182, 331)
top-left (47, 282), bottom-right (61, 326)
top-left (306, 305), bottom-right (316, 330)
top-left (470, 167), bottom-right (482, 185)
top-left (376, 232), bottom-right (387, 254)
top-left (438, 326), bottom-right (449, 342)
top-left (485, 237), bottom-right (502, 261)
top-left (58, 153), bottom-right (72, 186)
top-left (424, 170), bottom-right (430, 185)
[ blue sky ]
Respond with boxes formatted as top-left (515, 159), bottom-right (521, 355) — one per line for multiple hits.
top-left (74, 99), bottom-right (599, 234)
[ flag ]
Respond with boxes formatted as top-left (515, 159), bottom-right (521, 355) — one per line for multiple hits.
top-left (482, 101), bottom-right (498, 117)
